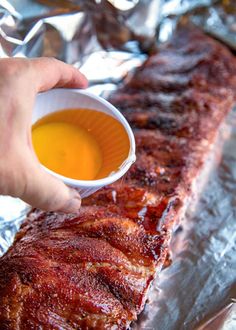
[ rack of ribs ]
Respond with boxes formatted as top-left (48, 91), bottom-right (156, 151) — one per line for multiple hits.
top-left (0, 27), bottom-right (236, 329)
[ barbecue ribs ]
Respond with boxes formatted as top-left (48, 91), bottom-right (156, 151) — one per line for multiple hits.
top-left (0, 27), bottom-right (236, 329)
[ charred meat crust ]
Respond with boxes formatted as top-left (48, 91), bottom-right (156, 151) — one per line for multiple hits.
top-left (1, 27), bottom-right (236, 329)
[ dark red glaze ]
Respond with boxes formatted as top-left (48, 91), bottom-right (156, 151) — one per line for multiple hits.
top-left (1, 27), bottom-right (236, 329)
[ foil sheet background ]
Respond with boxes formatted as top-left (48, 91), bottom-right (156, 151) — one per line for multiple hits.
top-left (0, 0), bottom-right (236, 329)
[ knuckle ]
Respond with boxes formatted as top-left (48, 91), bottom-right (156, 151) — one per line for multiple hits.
top-left (41, 56), bottom-right (59, 67)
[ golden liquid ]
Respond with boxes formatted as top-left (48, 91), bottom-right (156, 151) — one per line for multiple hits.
top-left (32, 109), bottom-right (130, 180)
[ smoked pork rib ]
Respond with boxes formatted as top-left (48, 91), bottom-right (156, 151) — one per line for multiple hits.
top-left (1, 28), bottom-right (236, 329)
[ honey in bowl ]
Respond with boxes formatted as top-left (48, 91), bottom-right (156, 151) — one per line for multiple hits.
top-left (32, 109), bottom-right (130, 181)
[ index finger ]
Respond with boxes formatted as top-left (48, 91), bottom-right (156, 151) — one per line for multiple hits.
top-left (30, 57), bottom-right (88, 92)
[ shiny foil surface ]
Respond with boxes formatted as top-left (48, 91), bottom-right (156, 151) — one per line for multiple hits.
top-left (0, 1), bottom-right (236, 329)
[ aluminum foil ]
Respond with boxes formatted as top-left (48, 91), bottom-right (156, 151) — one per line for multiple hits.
top-left (0, 0), bottom-right (236, 329)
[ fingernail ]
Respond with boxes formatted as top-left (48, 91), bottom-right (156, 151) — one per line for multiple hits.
top-left (60, 189), bottom-right (81, 213)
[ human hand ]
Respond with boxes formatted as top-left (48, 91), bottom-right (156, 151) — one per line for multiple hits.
top-left (0, 57), bottom-right (88, 213)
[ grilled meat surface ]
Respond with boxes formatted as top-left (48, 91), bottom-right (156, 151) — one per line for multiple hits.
top-left (1, 27), bottom-right (236, 329)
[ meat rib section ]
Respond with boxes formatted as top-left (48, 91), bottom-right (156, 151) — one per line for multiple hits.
top-left (1, 28), bottom-right (236, 329)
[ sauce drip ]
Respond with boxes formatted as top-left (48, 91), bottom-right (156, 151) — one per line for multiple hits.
top-left (32, 109), bottom-right (130, 181)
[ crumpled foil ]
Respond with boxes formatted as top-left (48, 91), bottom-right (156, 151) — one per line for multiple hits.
top-left (0, 0), bottom-right (236, 329)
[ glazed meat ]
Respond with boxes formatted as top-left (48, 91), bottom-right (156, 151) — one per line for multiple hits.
top-left (1, 27), bottom-right (236, 329)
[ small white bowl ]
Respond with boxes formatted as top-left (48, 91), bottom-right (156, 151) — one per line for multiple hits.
top-left (32, 89), bottom-right (136, 198)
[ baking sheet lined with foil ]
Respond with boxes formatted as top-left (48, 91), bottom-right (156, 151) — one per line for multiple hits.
top-left (0, 1), bottom-right (236, 329)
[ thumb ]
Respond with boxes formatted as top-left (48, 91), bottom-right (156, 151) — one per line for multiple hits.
top-left (20, 158), bottom-right (81, 213)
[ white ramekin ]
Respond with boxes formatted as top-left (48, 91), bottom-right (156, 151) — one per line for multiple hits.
top-left (32, 88), bottom-right (136, 198)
